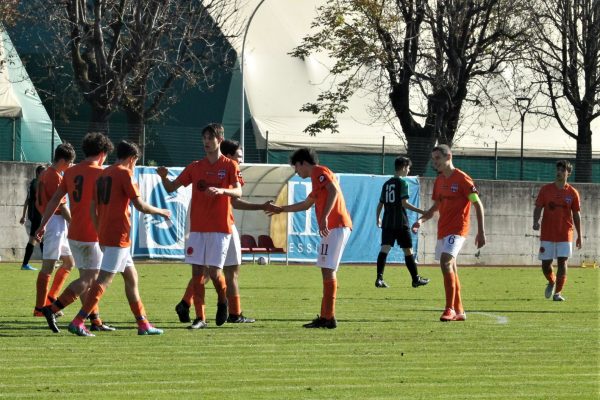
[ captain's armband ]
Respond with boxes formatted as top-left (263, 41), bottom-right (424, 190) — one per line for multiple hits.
top-left (468, 193), bottom-right (480, 203)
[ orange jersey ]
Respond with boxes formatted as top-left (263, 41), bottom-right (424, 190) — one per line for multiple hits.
top-left (536, 183), bottom-right (580, 242)
top-left (94, 164), bottom-right (140, 247)
top-left (432, 169), bottom-right (478, 239)
top-left (175, 155), bottom-right (240, 233)
top-left (36, 166), bottom-right (66, 215)
top-left (308, 165), bottom-right (352, 230)
top-left (59, 161), bottom-right (103, 242)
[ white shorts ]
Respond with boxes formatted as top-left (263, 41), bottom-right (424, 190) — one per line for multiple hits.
top-left (538, 241), bottom-right (572, 260)
top-left (185, 232), bottom-right (231, 269)
top-left (69, 240), bottom-right (102, 270)
top-left (42, 215), bottom-right (72, 260)
top-left (317, 227), bottom-right (352, 271)
top-left (434, 235), bottom-right (466, 261)
top-left (100, 246), bottom-right (134, 273)
top-left (224, 226), bottom-right (242, 267)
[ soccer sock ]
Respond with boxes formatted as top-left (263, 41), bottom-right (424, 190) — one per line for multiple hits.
top-left (89, 306), bottom-right (103, 325)
top-left (555, 275), bottom-right (567, 293)
top-left (48, 267), bottom-right (71, 301)
top-left (228, 295), bottom-right (241, 316)
top-left (129, 300), bottom-right (149, 327)
top-left (81, 282), bottom-right (105, 319)
top-left (22, 243), bottom-right (35, 266)
top-left (544, 270), bottom-right (556, 284)
top-left (39, 241), bottom-right (44, 253)
top-left (212, 274), bottom-right (227, 304)
top-left (50, 287), bottom-right (78, 313)
top-left (442, 271), bottom-right (456, 310)
top-left (192, 275), bottom-right (206, 321)
top-left (404, 254), bottom-right (418, 281)
top-left (35, 272), bottom-right (51, 309)
top-left (320, 278), bottom-right (337, 319)
top-left (376, 252), bottom-right (387, 279)
top-left (182, 279), bottom-right (194, 306)
top-left (453, 274), bottom-right (464, 314)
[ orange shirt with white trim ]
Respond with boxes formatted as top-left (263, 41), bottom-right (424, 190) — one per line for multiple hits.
top-left (59, 161), bottom-right (103, 242)
top-left (36, 166), bottom-right (66, 215)
top-left (94, 164), bottom-right (140, 248)
top-left (308, 165), bottom-right (352, 230)
top-left (535, 183), bottom-right (580, 242)
top-left (175, 155), bottom-right (240, 233)
top-left (432, 168), bottom-right (478, 239)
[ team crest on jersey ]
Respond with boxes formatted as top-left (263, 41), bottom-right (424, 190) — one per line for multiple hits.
top-left (218, 169), bottom-right (226, 179)
top-left (319, 174), bottom-right (325, 183)
top-left (451, 183), bottom-right (459, 193)
top-left (565, 195), bottom-right (572, 204)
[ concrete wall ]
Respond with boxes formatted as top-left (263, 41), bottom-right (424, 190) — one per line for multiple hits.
top-left (415, 178), bottom-right (600, 265)
top-left (0, 162), bottom-right (598, 265)
top-left (0, 162), bottom-right (43, 263)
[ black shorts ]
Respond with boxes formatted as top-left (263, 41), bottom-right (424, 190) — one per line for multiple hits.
top-left (29, 214), bottom-right (41, 237)
top-left (381, 227), bottom-right (413, 249)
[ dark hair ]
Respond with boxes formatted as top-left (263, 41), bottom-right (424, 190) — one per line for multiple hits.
top-left (116, 140), bottom-right (140, 160)
top-left (53, 142), bottom-right (76, 163)
top-left (556, 160), bottom-right (573, 173)
top-left (202, 123), bottom-right (224, 139)
top-left (289, 148), bottom-right (318, 166)
top-left (394, 156), bottom-right (412, 171)
top-left (35, 165), bottom-right (45, 176)
top-left (431, 144), bottom-right (452, 157)
top-left (82, 132), bottom-right (114, 157)
top-left (220, 139), bottom-right (240, 157)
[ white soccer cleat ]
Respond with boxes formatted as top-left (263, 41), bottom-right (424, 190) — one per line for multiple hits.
top-left (545, 282), bottom-right (555, 299)
top-left (553, 293), bottom-right (566, 302)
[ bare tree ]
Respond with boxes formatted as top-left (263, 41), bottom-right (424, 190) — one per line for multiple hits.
top-left (0, 0), bottom-right (20, 64)
top-left (291, 0), bottom-right (530, 174)
top-left (26, 0), bottom-right (241, 144)
top-left (526, 0), bottom-right (599, 182)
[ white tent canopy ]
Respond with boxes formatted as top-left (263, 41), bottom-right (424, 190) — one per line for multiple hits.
top-left (0, 30), bottom-right (21, 118)
top-left (229, 1), bottom-right (598, 158)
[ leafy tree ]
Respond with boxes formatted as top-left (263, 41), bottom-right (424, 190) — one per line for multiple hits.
top-left (526, 0), bottom-right (599, 182)
top-left (291, 0), bottom-right (530, 174)
top-left (0, 0), bottom-right (20, 65)
top-left (26, 0), bottom-right (241, 144)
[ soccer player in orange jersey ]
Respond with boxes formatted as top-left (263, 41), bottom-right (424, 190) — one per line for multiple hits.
top-left (533, 160), bottom-right (582, 302)
top-left (33, 143), bottom-right (76, 318)
top-left (174, 139), bottom-right (277, 324)
top-left (269, 148), bottom-right (352, 329)
top-left (412, 144), bottom-right (486, 322)
top-left (36, 132), bottom-right (115, 333)
top-left (67, 141), bottom-right (170, 336)
top-left (158, 124), bottom-right (242, 330)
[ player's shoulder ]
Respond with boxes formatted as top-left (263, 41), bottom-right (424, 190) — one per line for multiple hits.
top-left (565, 183), bottom-right (580, 196)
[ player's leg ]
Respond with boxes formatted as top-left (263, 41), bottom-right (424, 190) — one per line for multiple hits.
top-left (47, 229), bottom-right (74, 303)
top-left (22, 215), bottom-right (41, 270)
top-left (553, 244), bottom-right (571, 301)
top-left (224, 227), bottom-right (254, 323)
top-left (398, 227), bottom-right (429, 288)
top-left (375, 228), bottom-right (394, 288)
top-left (304, 227), bottom-right (351, 329)
top-left (68, 268), bottom-right (116, 337)
top-left (175, 279), bottom-right (194, 323)
top-left (34, 217), bottom-right (65, 315)
top-left (539, 241), bottom-right (556, 299)
top-left (207, 265), bottom-right (228, 326)
top-left (121, 259), bottom-right (163, 335)
top-left (188, 264), bottom-right (208, 329)
top-left (436, 235), bottom-right (466, 322)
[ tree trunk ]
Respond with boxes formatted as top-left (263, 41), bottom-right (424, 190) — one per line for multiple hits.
top-left (405, 131), bottom-right (437, 176)
top-left (575, 122), bottom-right (593, 183)
top-left (125, 109), bottom-right (145, 162)
top-left (88, 108), bottom-right (111, 134)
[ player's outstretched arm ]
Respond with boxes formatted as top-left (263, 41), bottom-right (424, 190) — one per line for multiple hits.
top-left (401, 199), bottom-right (426, 215)
top-left (131, 197), bottom-right (171, 219)
top-left (233, 198), bottom-right (279, 212)
top-left (207, 182), bottom-right (242, 199)
top-left (280, 197), bottom-right (315, 213)
top-left (411, 203), bottom-right (438, 232)
top-left (156, 166), bottom-right (182, 193)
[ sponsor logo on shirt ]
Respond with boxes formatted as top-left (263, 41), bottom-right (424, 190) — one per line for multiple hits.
top-left (218, 169), bottom-right (226, 179)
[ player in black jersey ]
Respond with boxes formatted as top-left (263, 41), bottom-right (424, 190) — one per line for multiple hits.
top-left (375, 156), bottom-right (429, 288)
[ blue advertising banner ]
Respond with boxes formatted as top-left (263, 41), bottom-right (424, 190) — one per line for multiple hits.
top-left (131, 167), bottom-right (190, 258)
top-left (286, 174), bottom-right (421, 263)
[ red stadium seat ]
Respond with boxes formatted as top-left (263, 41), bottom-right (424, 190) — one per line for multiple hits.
top-left (257, 235), bottom-right (286, 263)
top-left (240, 234), bottom-right (268, 263)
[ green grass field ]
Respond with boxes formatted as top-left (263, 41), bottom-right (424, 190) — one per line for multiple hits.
top-left (0, 262), bottom-right (598, 399)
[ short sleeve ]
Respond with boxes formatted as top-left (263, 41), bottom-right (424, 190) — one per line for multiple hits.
top-left (312, 167), bottom-right (333, 191)
top-left (461, 174), bottom-right (478, 197)
top-left (535, 187), bottom-right (546, 208)
top-left (400, 179), bottom-right (409, 199)
top-left (571, 188), bottom-right (581, 212)
top-left (123, 171), bottom-right (141, 199)
top-left (175, 164), bottom-right (193, 187)
top-left (228, 161), bottom-right (240, 187)
top-left (379, 184), bottom-right (386, 203)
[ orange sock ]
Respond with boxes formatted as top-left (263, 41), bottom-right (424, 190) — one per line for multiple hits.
top-left (35, 272), bottom-right (52, 309)
top-left (51, 287), bottom-right (79, 313)
top-left (453, 274), bottom-right (463, 314)
top-left (212, 274), bottom-right (227, 304)
top-left (544, 271), bottom-right (556, 284)
top-left (228, 295), bottom-right (241, 315)
top-left (555, 275), bottom-right (567, 293)
top-left (320, 279), bottom-right (337, 319)
top-left (192, 275), bottom-right (206, 321)
top-left (80, 282), bottom-right (105, 317)
top-left (129, 300), bottom-right (148, 326)
top-left (48, 267), bottom-right (71, 301)
top-left (182, 279), bottom-right (194, 306)
top-left (442, 271), bottom-right (456, 310)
